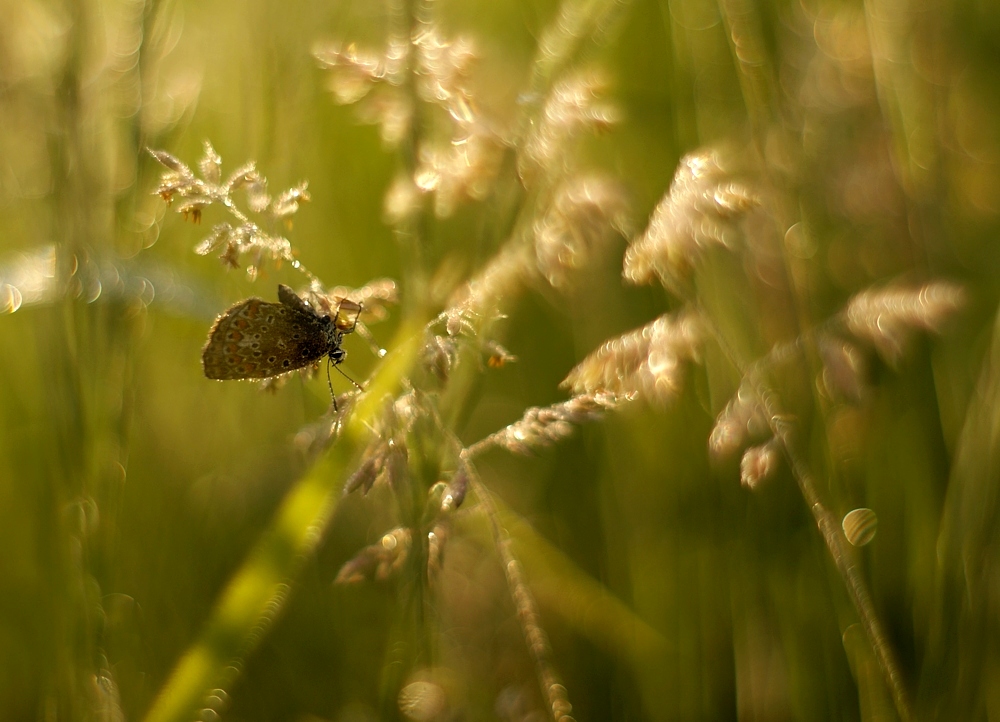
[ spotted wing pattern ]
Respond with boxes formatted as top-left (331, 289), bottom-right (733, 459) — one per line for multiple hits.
top-left (202, 287), bottom-right (332, 380)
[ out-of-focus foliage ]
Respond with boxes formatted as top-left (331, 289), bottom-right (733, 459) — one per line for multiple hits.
top-left (1, 0), bottom-right (999, 720)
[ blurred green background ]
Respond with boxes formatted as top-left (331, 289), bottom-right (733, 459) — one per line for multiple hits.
top-left (2, 0), bottom-right (1000, 719)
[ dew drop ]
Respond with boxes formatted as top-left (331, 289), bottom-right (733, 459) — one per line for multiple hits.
top-left (842, 508), bottom-right (877, 546)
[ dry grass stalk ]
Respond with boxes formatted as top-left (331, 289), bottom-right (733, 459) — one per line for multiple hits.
top-left (313, 42), bottom-right (405, 104)
top-left (383, 173), bottom-right (424, 224)
top-left (412, 26), bottom-right (477, 107)
top-left (843, 281), bottom-right (964, 365)
top-left (465, 467), bottom-right (576, 722)
top-left (576, 144), bottom-right (967, 719)
top-left (410, 27), bottom-right (506, 217)
top-left (467, 393), bottom-right (619, 458)
top-left (534, 175), bottom-right (632, 288)
top-left (740, 439), bottom-right (781, 489)
top-left (426, 522), bottom-right (449, 580)
top-left (562, 311), bottom-right (704, 404)
top-left (335, 527), bottom-right (412, 584)
top-left (343, 440), bottom-right (391, 495)
top-left (440, 466), bottom-right (468, 512)
top-left (709, 380), bottom-right (770, 461)
top-left (415, 130), bottom-right (506, 217)
top-left (313, 40), bottom-right (410, 144)
top-left (817, 335), bottom-right (868, 403)
top-left (623, 150), bottom-right (759, 289)
top-left (520, 70), bottom-right (619, 179)
top-left (704, 306), bottom-right (915, 719)
top-left (149, 143), bottom-right (312, 280)
top-left (440, 243), bottom-right (535, 337)
top-left (317, 25), bottom-right (506, 218)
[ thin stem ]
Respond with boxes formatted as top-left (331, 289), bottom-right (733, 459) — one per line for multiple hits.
top-left (709, 4), bottom-right (914, 715)
top-left (463, 456), bottom-right (575, 722)
top-left (388, 0), bottom-right (429, 305)
top-left (701, 309), bottom-right (914, 722)
top-left (518, 0), bottom-right (630, 144)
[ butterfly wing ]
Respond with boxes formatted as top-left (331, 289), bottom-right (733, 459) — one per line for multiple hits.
top-left (277, 283), bottom-right (317, 315)
top-left (202, 297), bottom-right (330, 379)
top-left (280, 285), bottom-right (361, 334)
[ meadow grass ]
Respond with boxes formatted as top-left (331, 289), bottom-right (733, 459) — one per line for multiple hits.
top-left (1, 0), bottom-right (998, 720)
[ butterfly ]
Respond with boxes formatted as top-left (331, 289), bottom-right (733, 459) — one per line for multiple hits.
top-left (202, 284), bottom-right (362, 394)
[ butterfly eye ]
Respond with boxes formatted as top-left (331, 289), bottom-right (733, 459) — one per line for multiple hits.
top-left (330, 347), bottom-right (347, 364)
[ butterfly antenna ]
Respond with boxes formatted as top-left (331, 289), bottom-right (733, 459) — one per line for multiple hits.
top-left (325, 357), bottom-right (338, 413)
top-left (334, 363), bottom-right (365, 392)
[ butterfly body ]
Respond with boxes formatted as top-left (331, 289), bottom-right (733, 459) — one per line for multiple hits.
top-left (203, 284), bottom-right (355, 380)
